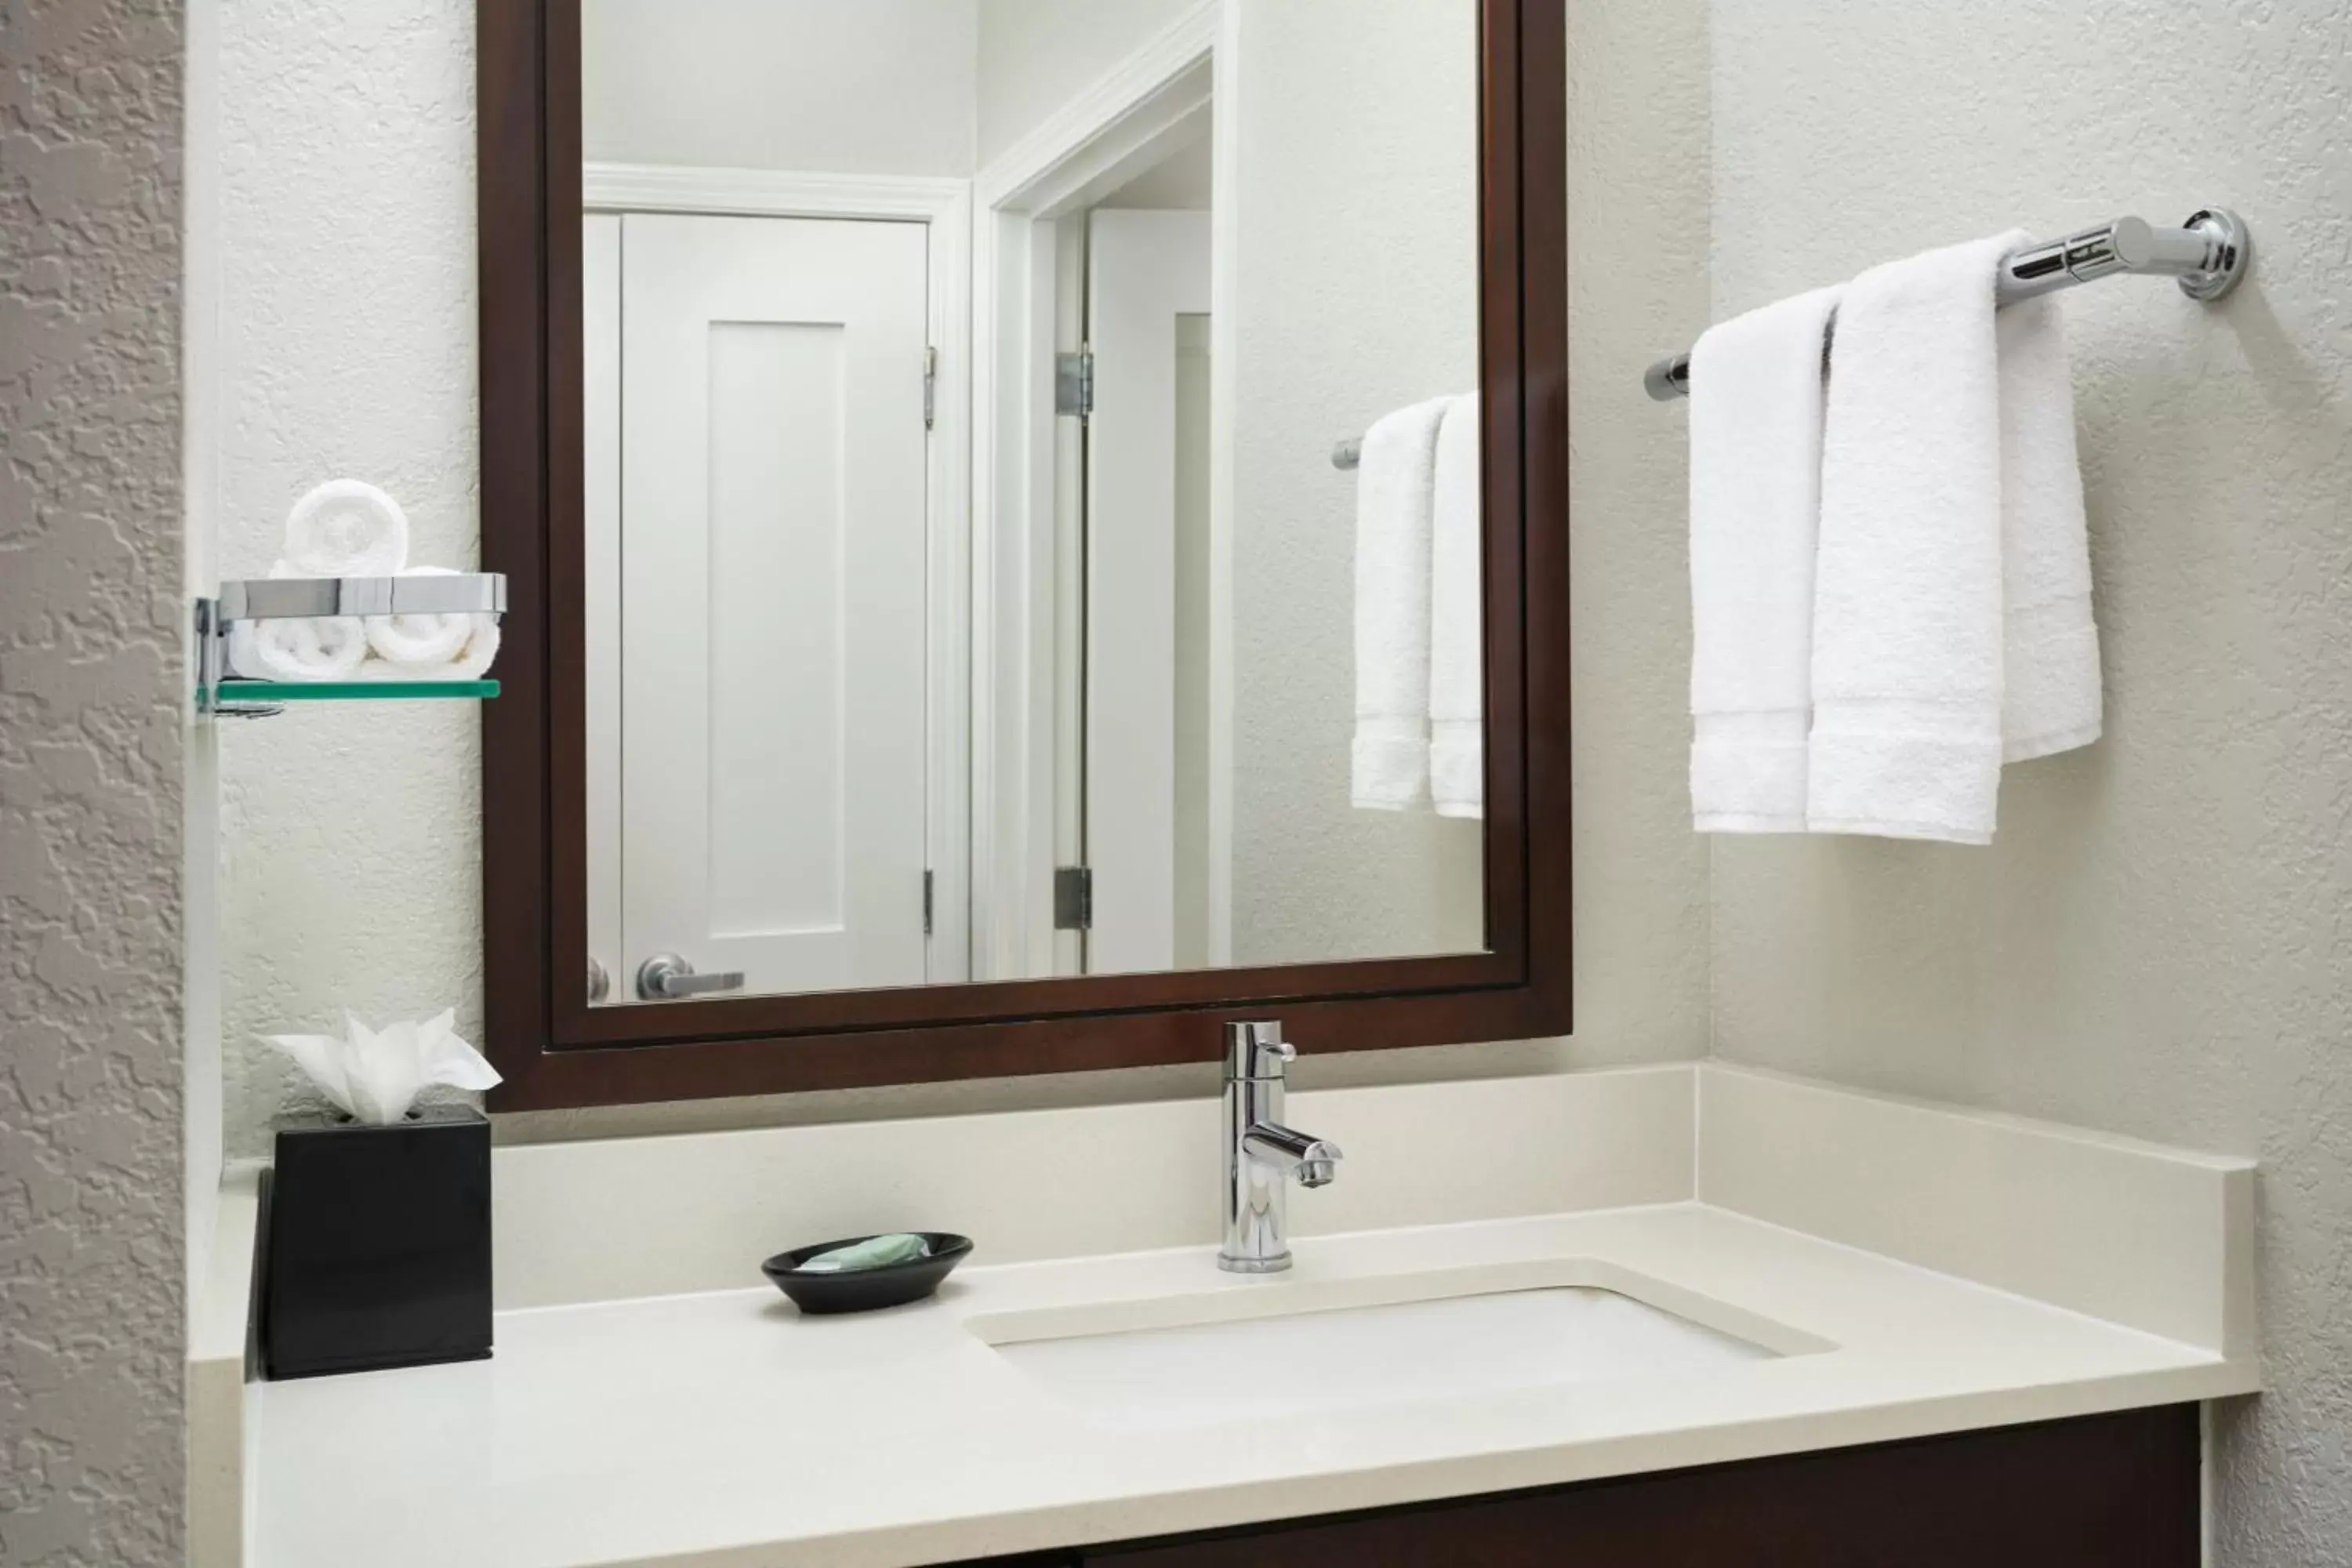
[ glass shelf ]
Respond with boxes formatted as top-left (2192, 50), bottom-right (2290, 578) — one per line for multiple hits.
top-left (194, 575), bottom-right (508, 720)
top-left (206, 679), bottom-right (499, 714)
top-left (220, 679), bottom-right (499, 702)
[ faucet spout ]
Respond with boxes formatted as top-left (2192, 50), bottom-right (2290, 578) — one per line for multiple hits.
top-left (1241, 1123), bottom-right (1344, 1189)
top-left (1219, 1021), bottom-right (1340, 1272)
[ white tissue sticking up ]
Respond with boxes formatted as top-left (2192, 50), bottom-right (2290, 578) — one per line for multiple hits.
top-left (264, 1011), bottom-right (501, 1126)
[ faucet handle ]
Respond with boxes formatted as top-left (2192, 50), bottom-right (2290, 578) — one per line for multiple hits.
top-left (1225, 1020), bottom-right (1295, 1080)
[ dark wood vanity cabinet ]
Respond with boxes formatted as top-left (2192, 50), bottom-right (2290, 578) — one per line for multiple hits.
top-left (961, 1407), bottom-right (2200, 1567)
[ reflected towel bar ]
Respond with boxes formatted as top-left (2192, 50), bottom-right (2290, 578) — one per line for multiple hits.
top-left (1642, 207), bottom-right (2250, 402)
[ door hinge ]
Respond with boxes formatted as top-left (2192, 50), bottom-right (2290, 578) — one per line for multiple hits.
top-left (923, 346), bottom-right (938, 432)
top-left (1053, 866), bottom-right (1094, 931)
top-left (923, 869), bottom-right (935, 936)
top-left (1055, 347), bottom-right (1094, 421)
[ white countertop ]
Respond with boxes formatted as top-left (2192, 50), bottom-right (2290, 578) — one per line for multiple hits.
top-left (249, 1200), bottom-right (2254, 1568)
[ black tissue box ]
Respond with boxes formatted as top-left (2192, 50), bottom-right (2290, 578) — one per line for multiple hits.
top-left (260, 1102), bottom-right (492, 1379)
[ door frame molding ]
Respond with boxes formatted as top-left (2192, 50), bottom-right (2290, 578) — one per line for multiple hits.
top-left (580, 162), bottom-right (975, 987)
top-left (967, 2), bottom-right (1223, 980)
top-left (479, 0), bottom-right (1570, 1112)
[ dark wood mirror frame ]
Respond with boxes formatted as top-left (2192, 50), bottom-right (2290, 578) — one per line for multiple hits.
top-left (478, 0), bottom-right (1569, 1112)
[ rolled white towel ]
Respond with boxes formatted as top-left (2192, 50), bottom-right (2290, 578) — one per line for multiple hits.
top-left (365, 566), bottom-right (486, 666)
top-left (227, 615), bottom-right (369, 682)
top-left (355, 619), bottom-right (500, 682)
top-left (448, 620), bottom-right (500, 681)
top-left (283, 479), bottom-right (410, 578)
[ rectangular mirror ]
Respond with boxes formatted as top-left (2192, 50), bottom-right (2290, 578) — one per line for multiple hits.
top-left (579, 0), bottom-right (1484, 1004)
top-left (481, 0), bottom-right (1568, 1107)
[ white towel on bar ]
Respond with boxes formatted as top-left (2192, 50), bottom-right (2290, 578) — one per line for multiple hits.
top-left (1429, 392), bottom-right (1484, 819)
top-left (1686, 284), bottom-right (1844, 833)
top-left (1352, 396), bottom-right (1452, 810)
top-left (1809, 229), bottom-right (2103, 844)
top-left (1994, 298), bottom-right (2103, 761)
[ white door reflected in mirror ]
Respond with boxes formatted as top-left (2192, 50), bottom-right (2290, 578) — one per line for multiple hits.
top-left (580, 0), bottom-right (1487, 1004)
top-left (587, 212), bottom-right (934, 1000)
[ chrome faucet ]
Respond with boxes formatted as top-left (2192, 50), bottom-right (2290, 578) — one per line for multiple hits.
top-left (1219, 1021), bottom-right (1342, 1273)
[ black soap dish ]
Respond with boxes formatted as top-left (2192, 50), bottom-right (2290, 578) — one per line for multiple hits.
top-left (761, 1232), bottom-right (973, 1315)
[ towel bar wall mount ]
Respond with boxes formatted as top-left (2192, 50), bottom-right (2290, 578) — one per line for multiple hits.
top-left (1642, 207), bottom-right (2250, 402)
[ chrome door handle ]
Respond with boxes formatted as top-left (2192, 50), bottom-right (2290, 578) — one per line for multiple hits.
top-left (636, 953), bottom-right (746, 1000)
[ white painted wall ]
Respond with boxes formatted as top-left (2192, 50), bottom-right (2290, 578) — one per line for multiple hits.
top-left (975, 0), bottom-right (1202, 165)
top-left (213, 2), bottom-right (1715, 1152)
top-left (1700, 3), bottom-right (2352, 1560)
top-left (584, 0), bottom-right (978, 175)
top-left (1558, 0), bottom-right (1716, 1061)
top-left (0, 0), bottom-right (189, 1559)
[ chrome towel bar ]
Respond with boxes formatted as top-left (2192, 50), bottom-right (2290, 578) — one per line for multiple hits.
top-left (1643, 207), bottom-right (2250, 402)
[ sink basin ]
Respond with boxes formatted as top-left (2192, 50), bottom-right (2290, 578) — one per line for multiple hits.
top-left (984, 1283), bottom-right (1775, 1431)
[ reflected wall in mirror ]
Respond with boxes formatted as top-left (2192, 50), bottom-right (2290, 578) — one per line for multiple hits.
top-left (577, 0), bottom-right (1487, 1005)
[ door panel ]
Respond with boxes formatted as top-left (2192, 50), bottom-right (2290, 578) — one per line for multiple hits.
top-left (618, 212), bottom-right (931, 998)
top-left (703, 321), bottom-right (849, 939)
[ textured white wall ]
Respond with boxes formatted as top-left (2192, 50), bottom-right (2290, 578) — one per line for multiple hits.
top-left (584, 0), bottom-right (978, 175)
top-left (1701, 3), bottom-right (2352, 1561)
top-left (214, 0), bottom-right (484, 1155)
top-left (181, 0), bottom-right (223, 1350)
top-left (0, 0), bottom-right (188, 1560)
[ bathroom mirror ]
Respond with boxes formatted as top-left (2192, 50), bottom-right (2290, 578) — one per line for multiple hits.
top-left (481, 0), bottom-right (1570, 1109)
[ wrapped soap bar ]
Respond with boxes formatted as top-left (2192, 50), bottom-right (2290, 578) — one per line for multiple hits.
top-left (797, 1232), bottom-right (932, 1273)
